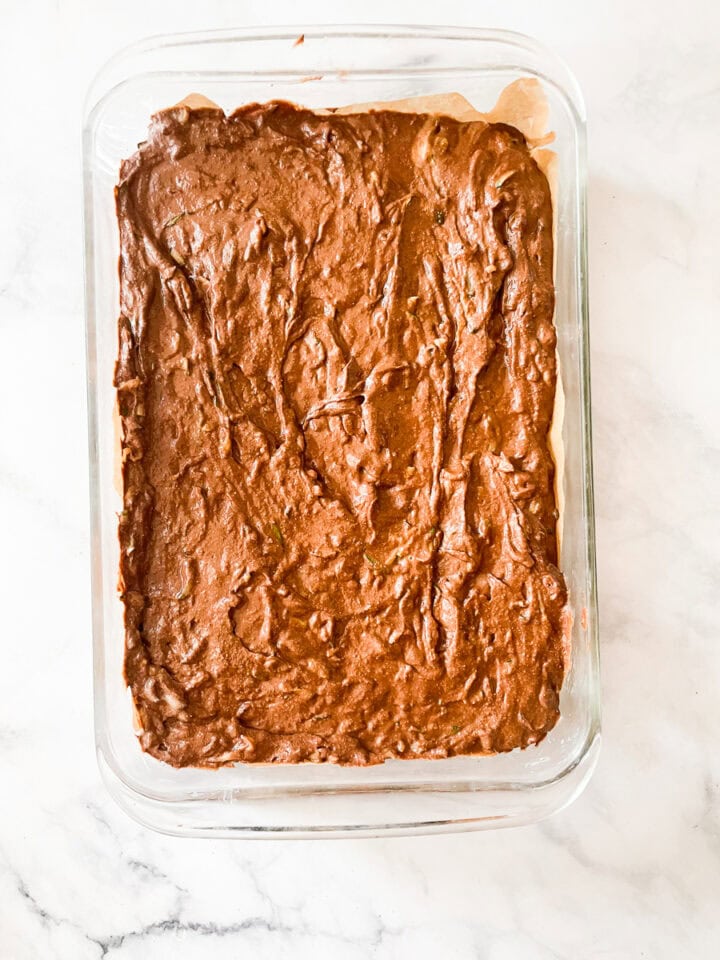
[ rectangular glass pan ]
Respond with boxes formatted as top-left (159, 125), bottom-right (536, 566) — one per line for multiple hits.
top-left (83, 25), bottom-right (599, 837)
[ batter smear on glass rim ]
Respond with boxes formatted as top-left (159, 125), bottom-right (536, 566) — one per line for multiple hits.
top-left (115, 99), bottom-right (568, 767)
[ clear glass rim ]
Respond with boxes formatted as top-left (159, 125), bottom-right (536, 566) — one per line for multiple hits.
top-left (97, 733), bottom-right (601, 839)
top-left (84, 25), bottom-right (587, 127)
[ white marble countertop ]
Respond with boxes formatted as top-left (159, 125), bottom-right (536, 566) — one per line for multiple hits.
top-left (2, 0), bottom-right (719, 956)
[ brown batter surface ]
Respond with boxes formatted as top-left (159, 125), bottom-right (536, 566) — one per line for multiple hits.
top-left (115, 101), bottom-right (568, 767)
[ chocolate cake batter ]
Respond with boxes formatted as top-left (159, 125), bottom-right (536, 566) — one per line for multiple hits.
top-left (115, 101), bottom-right (568, 767)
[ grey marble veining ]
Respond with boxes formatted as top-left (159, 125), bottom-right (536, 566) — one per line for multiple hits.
top-left (1, 0), bottom-right (719, 957)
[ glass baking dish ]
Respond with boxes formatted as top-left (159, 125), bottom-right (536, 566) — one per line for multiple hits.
top-left (83, 25), bottom-right (599, 838)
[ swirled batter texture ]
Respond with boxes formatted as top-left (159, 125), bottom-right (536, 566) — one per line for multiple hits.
top-left (116, 102), bottom-right (567, 767)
